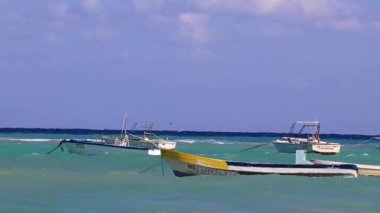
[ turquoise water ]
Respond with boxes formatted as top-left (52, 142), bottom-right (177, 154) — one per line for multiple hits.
top-left (1, 133), bottom-right (380, 212)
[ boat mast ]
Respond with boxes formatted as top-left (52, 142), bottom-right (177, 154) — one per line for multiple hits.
top-left (121, 112), bottom-right (128, 138)
top-left (143, 121), bottom-right (154, 138)
top-left (130, 122), bottom-right (137, 133)
top-left (316, 122), bottom-right (321, 142)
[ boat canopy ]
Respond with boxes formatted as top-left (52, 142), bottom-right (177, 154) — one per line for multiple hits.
top-left (289, 121), bottom-right (320, 135)
top-left (292, 121), bottom-right (320, 125)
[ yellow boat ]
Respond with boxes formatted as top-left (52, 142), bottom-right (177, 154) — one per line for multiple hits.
top-left (161, 149), bottom-right (358, 177)
top-left (311, 159), bottom-right (380, 176)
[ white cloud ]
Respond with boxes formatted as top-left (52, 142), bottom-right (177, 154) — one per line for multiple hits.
top-left (49, 3), bottom-right (75, 29)
top-left (133, 0), bottom-right (165, 12)
top-left (0, 11), bottom-right (22, 23)
top-left (291, 76), bottom-right (308, 90)
top-left (50, 3), bottom-right (69, 18)
top-left (45, 34), bottom-right (60, 44)
top-left (83, 0), bottom-right (102, 12)
top-left (294, 0), bottom-right (359, 18)
top-left (315, 18), bottom-right (363, 31)
top-left (188, 0), bottom-right (359, 18)
top-left (178, 13), bottom-right (211, 43)
top-left (372, 21), bottom-right (380, 30)
top-left (188, 0), bottom-right (371, 36)
top-left (83, 27), bottom-right (115, 40)
top-left (330, 19), bottom-right (362, 31)
top-left (261, 25), bottom-right (302, 37)
top-left (121, 50), bottom-right (133, 60)
top-left (189, 47), bottom-right (215, 59)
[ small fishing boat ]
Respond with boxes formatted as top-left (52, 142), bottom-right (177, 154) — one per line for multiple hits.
top-left (161, 150), bottom-right (358, 177)
top-left (48, 116), bottom-right (176, 156)
top-left (273, 121), bottom-right (340, 154)
top-left (102, 133), bottom-right (176, 151)
top-left (122, 119), bottom-right (176, 150)
top-left (311, 159), bottom-right (380, 177)
top-left (58, 139), bottom-right (161, 156)
top-left (57, 133), bottom-right (175, 156)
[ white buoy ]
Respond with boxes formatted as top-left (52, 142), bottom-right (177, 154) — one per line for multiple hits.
top-left (148, 149), bottom-right (161, 156)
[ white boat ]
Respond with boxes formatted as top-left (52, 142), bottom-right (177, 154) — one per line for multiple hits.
top-left (123, 118), bottom-right (177, 149)
top-left (161, 149), bottom-right (358, 178)
top-left (102, 133), bottom-right (176, 151)
top-left (138, 131), bottom-right (177, 150)
top-left (100, 117), bottom-right (176, 152)
top-left (273, 121), bottom-right (340, 154)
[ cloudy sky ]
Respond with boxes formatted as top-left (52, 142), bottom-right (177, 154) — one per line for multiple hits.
top-left (1, 0), bottom-right (380, 134)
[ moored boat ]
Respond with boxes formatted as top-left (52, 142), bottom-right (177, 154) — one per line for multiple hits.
top-left (311, 159), bottom-right (380, 176)
top-left (59, 139), bottom-right (161, 156)
top-left (161, 149), bottom-right (358, 178)
top-left (113, 118), bottom-right (177, 150)
top-left (102, 133), bottom-right (176, 151)
top-left (273, 121), bottom-right (340, 154)
top-left (139, 131), bottom-right (177, 150)
top-left (54, 116), bottom-right (176, 156)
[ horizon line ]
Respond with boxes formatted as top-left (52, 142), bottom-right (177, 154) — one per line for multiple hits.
top-left (0, 127), bottom-right (378, 138)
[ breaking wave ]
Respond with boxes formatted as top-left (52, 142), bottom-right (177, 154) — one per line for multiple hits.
top-left (175, 139), bottom-right (195, 144)
top-left (201, 139), bottom-right (226, 144)
top-left (175, 138), bottom-right (236, 145)
top-left (0, 137), bottom-right (60, 142)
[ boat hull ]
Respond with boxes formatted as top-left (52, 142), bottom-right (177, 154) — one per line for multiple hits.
top-left (139, 139), bottom-right (176, 150)
top-left (273, 141), bottom-right (340, 154)
top-left (311, 159), bottom-right (380, 177)
top-left (154, 140), bottom-right (176, 150)
top-left (61, 140), bottom-right (160, 155)
top-left (161, 150), bottom-right (357, 178)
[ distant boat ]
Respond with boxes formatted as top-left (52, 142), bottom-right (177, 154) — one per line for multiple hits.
top-left (101, 132), bottom-right (176, 151)
top-left (51, 116), bottom-right (176, 156)
top-left (59, 139), bottom-right (161, 156)
top-left (161, 149), bottom-right (357, 177)
top-left (311, 159), bottom-right (380, 177)
top-left (59, 134), bottom-right (176, 156)
top-left (273, 121), bottom-right (340, 154)
top-left (127, 120), bottom-right (177, 150)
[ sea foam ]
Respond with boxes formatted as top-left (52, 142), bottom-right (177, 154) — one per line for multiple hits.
top-left (0, 137), bottom-right (60, 142)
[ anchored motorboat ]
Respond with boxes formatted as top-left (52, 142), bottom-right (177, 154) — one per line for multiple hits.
top-left (273, 121), bottom-right (340, 154)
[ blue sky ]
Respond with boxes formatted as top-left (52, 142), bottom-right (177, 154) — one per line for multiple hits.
top-left (1, 0), bottom-right (380, 134)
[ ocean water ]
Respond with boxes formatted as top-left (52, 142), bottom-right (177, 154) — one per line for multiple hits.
top-left (1, 132), bottom-right (380, 212)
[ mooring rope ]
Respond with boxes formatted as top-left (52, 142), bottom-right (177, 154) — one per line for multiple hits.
top-left (46, 140), bottom-right (65, 154)
top-left (139, 159), bottom-right (162, 174)
top-left (344, 137), bottom-right (379, 150)
top-left (240, 142), bottom-right (273, 152)
top-left (139, 155), bottom-right (165, 176)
